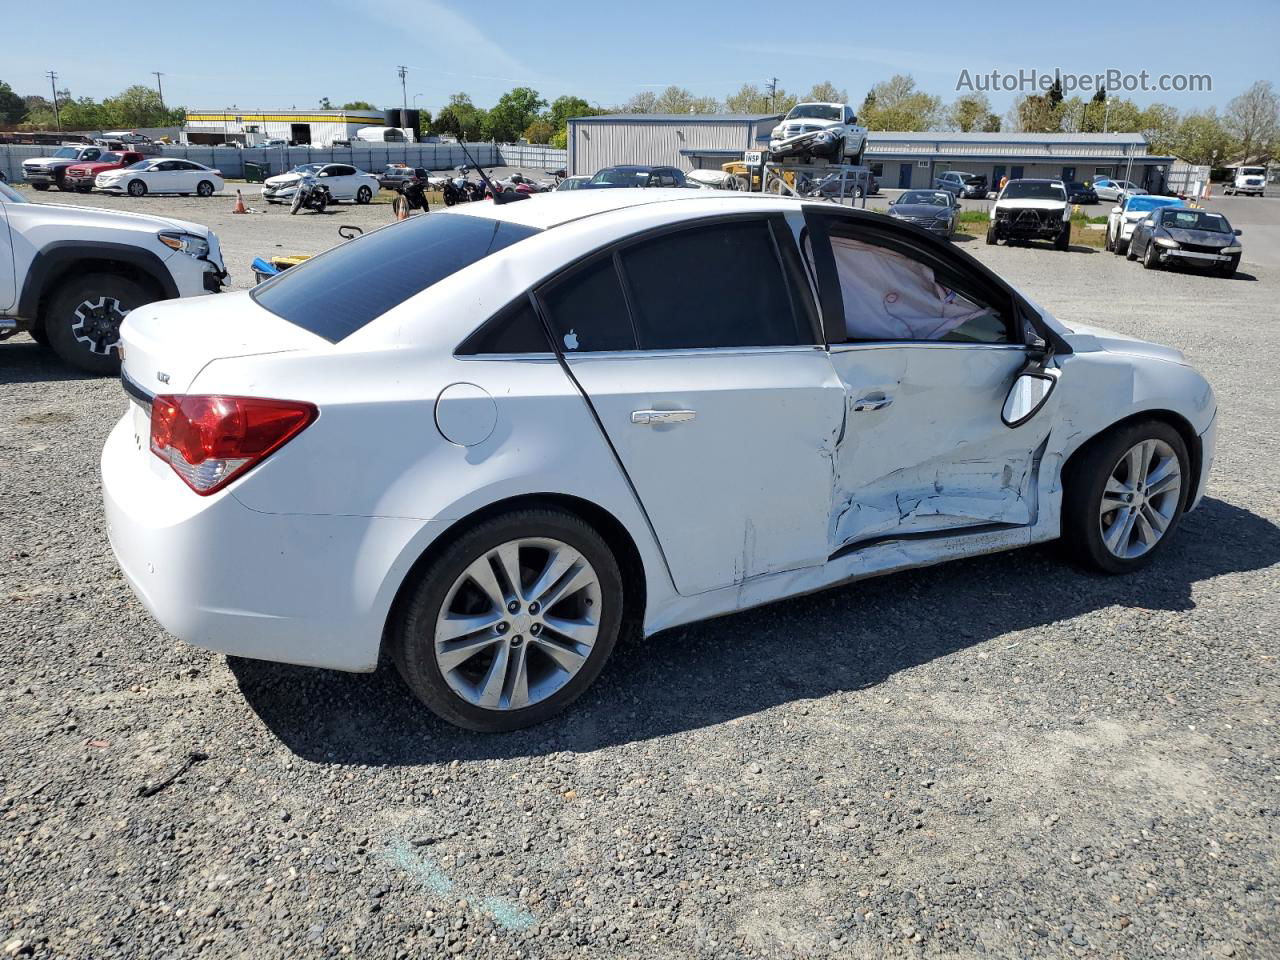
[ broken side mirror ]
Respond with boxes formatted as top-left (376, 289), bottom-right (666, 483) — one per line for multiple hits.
top-left (1003, 370), bottom-right (1059, 428)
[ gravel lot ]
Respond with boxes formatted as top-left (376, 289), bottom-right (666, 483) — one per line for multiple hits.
top-left (1, 189), bottom-right (1277, 960)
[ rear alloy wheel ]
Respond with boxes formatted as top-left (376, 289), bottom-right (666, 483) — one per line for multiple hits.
top-left (127, 179), bottom-right (146, 197)
top-left (196, 180), bottom-right (214, 197)
top-left (355, 185), bottom-right (372, 204)
top-left (1063, 420), bottom-right (1189, 574)
top-left (1124, 240), bottom-right (1137, 260)
top-left (44, 273), bottom-right (151, 374)
top-left (393, 509), bottom-right (623, 731)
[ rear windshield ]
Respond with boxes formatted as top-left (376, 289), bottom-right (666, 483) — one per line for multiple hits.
top-left (251, 214), bottom-right (541, 342)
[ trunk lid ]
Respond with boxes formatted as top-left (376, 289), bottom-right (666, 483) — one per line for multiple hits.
top-left (120, 290), bottom-right (326, 396)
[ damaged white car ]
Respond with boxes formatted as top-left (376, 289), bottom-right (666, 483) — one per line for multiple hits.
top-left (102, 191), bottom-right (1217, 732)
top-left (769, 103), bottom-right (868, 165)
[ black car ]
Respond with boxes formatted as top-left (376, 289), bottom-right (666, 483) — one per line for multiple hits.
top-left (1065, 181), bottom-right (1098, 204)
top-left (1128, 206), bottom-right (1242, 277)
top-left (582, 165), bottom-right (687, 189)
top-left (886, 189), bottom-right (961, 239)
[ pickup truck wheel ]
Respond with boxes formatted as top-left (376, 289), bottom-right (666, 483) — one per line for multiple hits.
top-left (44, 273), bottom-right (150, 375)
top-left (127, 179), bottom-right (147, 197)
top-left (196, 180), bottom-right (214, 197)
top-left (32, 183), bottom-right (50, 191)
top-left (985, 223), bottom-right (997, 245)
top-left (29, 323), bottom-right (50, 348)
top-left (1055, 224), bottom-right (1071, 250)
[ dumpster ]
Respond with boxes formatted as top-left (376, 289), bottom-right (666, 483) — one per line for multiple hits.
top-left (244, 161), bottom-right (271, 183)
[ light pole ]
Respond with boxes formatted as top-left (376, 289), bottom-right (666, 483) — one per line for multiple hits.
top-left (153, 71), bottom-right (165, 111)
top-left (47, 70), bottom-right (60, 131)
top-left (397, 65), bottom-right (409, 133)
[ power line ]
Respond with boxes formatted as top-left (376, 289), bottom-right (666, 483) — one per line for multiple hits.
top-left (765, 76), bottom-right (779, 112)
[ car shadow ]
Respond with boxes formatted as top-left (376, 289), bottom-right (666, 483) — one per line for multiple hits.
top-left (0, 339), bottom-right (99, 385)
top-left (230, 496), bottom-right (1280, 766)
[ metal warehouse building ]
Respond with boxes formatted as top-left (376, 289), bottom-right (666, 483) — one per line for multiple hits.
top-left (183, 109), bottom-right (412, 147)
top-left (865, 131), bottom-right (1173, 192)
top-left (568, 117), bottom-right (1172, 191)
top-left (568, 113), bottom-right (781, 176)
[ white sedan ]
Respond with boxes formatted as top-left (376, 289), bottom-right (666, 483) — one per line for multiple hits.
top-left (102, 191), bottom-right (1217, 731)
top-left (261, 163), bottom-right (379, 204)
top-left (96, 158), bottom-right (225, 197)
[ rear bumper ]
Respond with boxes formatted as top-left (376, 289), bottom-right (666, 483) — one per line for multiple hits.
top-left (101, 413), bottom-right (439, 672)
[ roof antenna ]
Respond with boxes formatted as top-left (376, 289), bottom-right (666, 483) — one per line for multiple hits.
top-left (458, 140), bottom-right (527, 204)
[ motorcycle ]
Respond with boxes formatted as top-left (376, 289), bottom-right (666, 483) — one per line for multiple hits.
top-left (441, 177), bottom-right (468, 206)
top-left (396, 168), bottom-right (431, 212)
top-left (289, 174), bottom-right (331, 215)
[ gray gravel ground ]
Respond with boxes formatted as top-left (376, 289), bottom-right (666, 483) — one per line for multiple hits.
top-left (1, 189), bottom-right (1278, 960)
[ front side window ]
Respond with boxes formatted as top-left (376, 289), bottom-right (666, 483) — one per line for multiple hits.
top-left (618, 219), bottom-right (811, 351)
top-left (253, 214), bottom-right (541, 342)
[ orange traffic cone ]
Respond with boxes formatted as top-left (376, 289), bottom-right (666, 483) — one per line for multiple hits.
top-left (232, 190), bottom-right (248, 214)
top-left (393, 195), bottom-right (410, 220)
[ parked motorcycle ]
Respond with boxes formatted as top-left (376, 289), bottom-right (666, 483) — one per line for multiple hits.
top-left (289, 174), bottom-right (331, 215)
top-left (396, 169), bottom-right (431, 212)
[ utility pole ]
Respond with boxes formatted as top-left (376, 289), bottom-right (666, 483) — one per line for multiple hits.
top-left (397, 65), bottom-right (409, 138)
top-left (152, 72), bottom-right (165, 110)
top-left (765, 77), bottom-right (779, 112)
top-left (47, 70), bottom-right (60, 131)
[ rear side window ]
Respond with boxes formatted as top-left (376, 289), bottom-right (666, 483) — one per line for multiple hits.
top-left (539, 257), bottom-right (637, 353)
top-left (457, 296), bottom-right (551, 355)
top-left (618, 220), bottom-right (810, 350)
top-left (252, 215), bottom-right (541, 342)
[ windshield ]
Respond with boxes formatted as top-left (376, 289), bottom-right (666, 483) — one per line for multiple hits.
top-left (1002, 182), bottom-right (1067, 201)
top-left (97, 152), bottom-right (122, 164)
top-left (0, 181), bottom-right (28, 203)
top-left (1239, 167), bottom-right (1265, 176)
top-left (899, 191), bottom-right (951, 206)
top-left (252, 214), bottom-right (542, 342)
top-left (53, 147), bottom-right (79, 159)
top-left (786, 104), bottom-right (841, 121)
top-left (291, 164), bottom-right (324, 175)
top-left (1161, 209), bottom-right (1231, 232)
top-left (1125, 196), bottom-right (1181, 213)
top-left (590, 168), bottom-right (649, 185)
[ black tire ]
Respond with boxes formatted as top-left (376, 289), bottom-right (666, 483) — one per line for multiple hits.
top-left (55, 175), bottom-right (71, 191)
top-left (290, 190), bottom-right (304, 215)
top-left (127, 179), bottom-right (146, 197)
top-left (392, 508), bottom-right (624, 732)
top-left (985, 223), bottom-right (997, 245)
top-left (43, 272), bottom-right (153, 375)
top-left (76, 185), bottom-right (91, 193)
top-left (196, 180), bottom-right (214, 197)
top-left (1061, 419), bottom-right (1190, 575)
top-left (29, 322), bottom-right (51, 348)
top-left (312, 192), bottom-right (327, 214)
top-left (32, 183), bottom-right (50, 192)
top-left (1104, 226), bottom-right (1114, 252)
top-left (355, 185), bottom-right (372, 204)
top-left (1142, 241), bottom-right (1161, 269)
top-left (1218, 255), bottom-right (1239, 278)
top-left (1055, 223), bottom-right (1070, 250)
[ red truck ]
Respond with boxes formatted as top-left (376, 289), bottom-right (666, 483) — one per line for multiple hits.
top-left (63, 151), bottom-right (146, 193)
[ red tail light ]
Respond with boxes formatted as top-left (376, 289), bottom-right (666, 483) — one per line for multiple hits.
top-left (150, 395), bottom-right (317, 495)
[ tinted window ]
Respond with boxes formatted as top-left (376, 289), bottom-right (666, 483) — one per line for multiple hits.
top-left (252, 214), bottom-right (541, 342)
top-left (620, 219), bottom-right (809, 350)
top-left (457, 296), bottom-right (551, 354)
top-left (539, 257), bottom-right (636, 352)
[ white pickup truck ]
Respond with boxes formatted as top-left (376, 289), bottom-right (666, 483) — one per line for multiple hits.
top-left (21, 144), bottom-right (111, 191)
top-left (768, 103), bottom-right (868, 165)
top-left (0, 181), bottom-right (227, 373)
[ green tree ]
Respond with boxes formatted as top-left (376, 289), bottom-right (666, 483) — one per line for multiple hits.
top-left (621, 90), bottom-right (658, 113)
top-left (805, 81), bottom-right (847, 104)
top-left (319, 97), bottom-right (333, 109)
top-left (1047, 74), bottom-right (1064, 107)
top-left (550, 129), bottom-right (568, 150)
top-left (102, 85), bottom-right (184, 127)
top-left (434, 93), bottom-right (487, 141)
top-left (523, 120), bottom-right (555, 144)
top-left (1009, 94), bottom-right (1060, 133)
top-left (486, 87), bottom-right (547, 142)
top-left (549, 96), bottom-right (593, 129)
top-left (948, 92), bottom-right (993, 132)
top-left (859, 75), bottom-right (941, 131)
top-left (652, 85), bottom-right (719, 114)
top-left (1171, 109), bottom-right (1233, 164)
top-left (1224, 80), bottom-right (1279, 162)
top-left (0, 81), bottom-right (25, 125)
top-left (1139, 103), bottom-right (1181, 155)
top-left (341, 100), bottom-right (378, 111)
top-left (725, 83), bottom-right (774, 114)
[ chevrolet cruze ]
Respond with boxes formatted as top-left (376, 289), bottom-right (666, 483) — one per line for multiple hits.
top-left (103, 190), bottom-right (1217, 731)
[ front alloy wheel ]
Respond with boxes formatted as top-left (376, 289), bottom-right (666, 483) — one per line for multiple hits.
top-left (1097, 439), bottom-right (1182, 560)
top-left (393, 508), bottom-right (624, 731)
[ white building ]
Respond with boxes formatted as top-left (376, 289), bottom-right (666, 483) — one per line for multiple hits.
top-left (183, 109), bottom-right (408, 148)
top-left (568, 113), bottom-right (781, 176)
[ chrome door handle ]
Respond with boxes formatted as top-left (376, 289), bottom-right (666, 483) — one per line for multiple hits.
top-left (852, 395), bottom-right (893, 412)
top-left (631, 409), bottom-right (696, 425)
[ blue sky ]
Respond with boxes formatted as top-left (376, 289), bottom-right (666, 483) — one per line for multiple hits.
top-left (5, 0), bottom-right (1276, 118)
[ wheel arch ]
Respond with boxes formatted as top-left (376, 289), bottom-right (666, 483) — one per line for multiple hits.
top-left (380, 492), bottom-right (648, 658)
top-left (1062, 408), bottom-right (1203, 507)
top-left (21, 243), bottom-right (177, 325)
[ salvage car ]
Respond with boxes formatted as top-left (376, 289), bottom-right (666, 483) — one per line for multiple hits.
top-left (935, 171), bottom-right (987, 199)
top-left (986, 179), bottom-right (1071, 249)
top-left (63, 151), bottom-right (147, 193)
top-left (103, 190), bottom-right (1217, 732)
top-left (96, 158), bottom-right (225, 197)
top-left (261, 163), bottom-right (378, 204)
top-left (22, 144), bottom-right (106, 191)
top-left (1127, 206), bottom-right (1242, 276)
top-left (1064, 181), bottom-right (1098, 205)
top-left (1105, 194), bottom-right (1184, 255)
top-left (769, 103), bottom-right (868, 165)
top-left (886, 189), bottom-right (959, 238)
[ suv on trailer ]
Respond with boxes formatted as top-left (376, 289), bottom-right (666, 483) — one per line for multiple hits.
top-left (986, 179), bottom-right (1072, 249)
top-left (22, 144), bottom-right (108, 191)
top-left (0, 180), bottom-right (227, 373)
